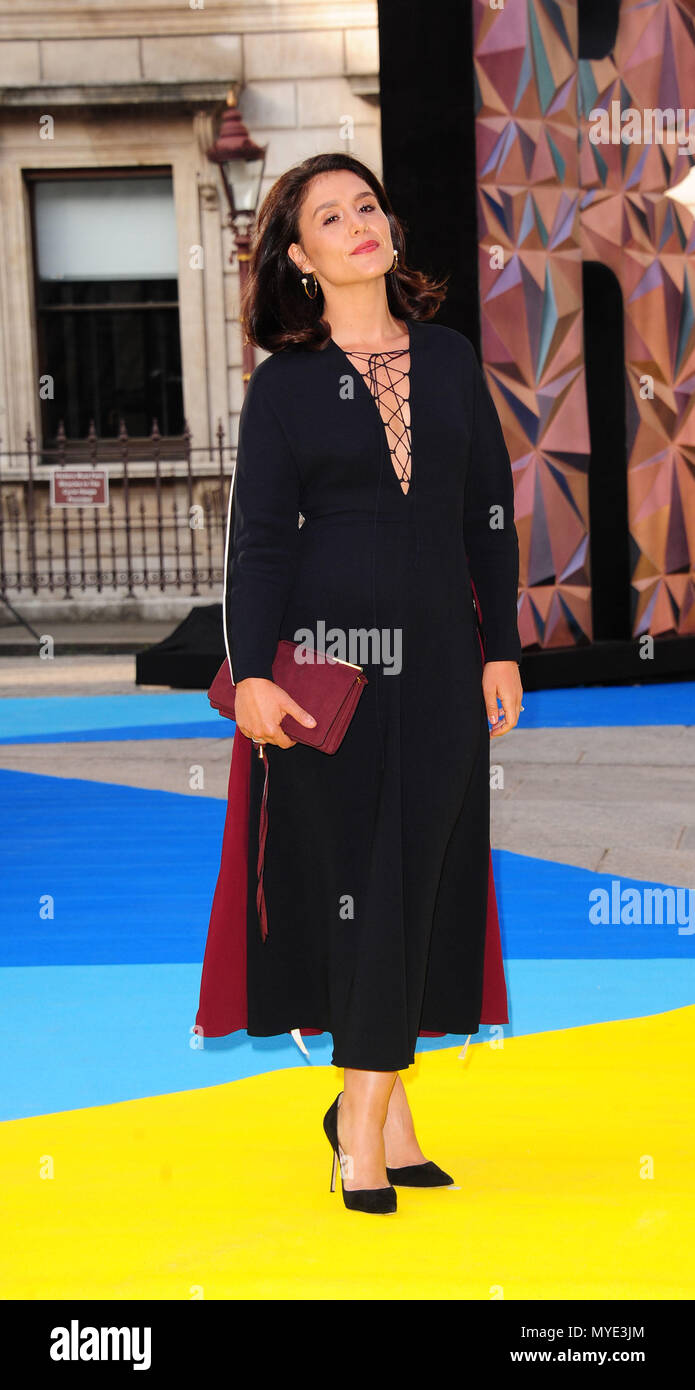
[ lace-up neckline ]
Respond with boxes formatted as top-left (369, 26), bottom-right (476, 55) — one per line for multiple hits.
top-left (340, 344), bottom-right (412, 494)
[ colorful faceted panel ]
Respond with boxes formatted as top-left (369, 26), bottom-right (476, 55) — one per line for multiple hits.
top-left (473, 0), bottom-right (695, 647)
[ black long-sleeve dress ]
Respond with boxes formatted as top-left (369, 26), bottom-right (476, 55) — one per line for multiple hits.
top-left (223, 317), bottom-right (521, 1072)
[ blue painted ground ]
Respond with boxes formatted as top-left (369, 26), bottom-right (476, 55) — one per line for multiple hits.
top-left (517, 679), bottom-right (694, 728)
top-left (0, 676), bottom-right (693, 1121)
top-left (0, 679), bottom-right (693, 743)
top-left (1, 959), bottom-right (693, 1121)
top-left (1, 721), bottom-right (233, 744)
top-left (1, 768), bottom-right (693, 965)
top-left (0, 692), bottom-right (232, 743)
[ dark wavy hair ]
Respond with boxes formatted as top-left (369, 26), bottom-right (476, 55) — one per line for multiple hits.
top-left (241, 152), bottom-right (448, 353)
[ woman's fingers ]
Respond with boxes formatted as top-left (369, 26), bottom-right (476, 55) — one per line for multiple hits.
top-left (246, 727), bottom-right (296, 749)
top-left (246, 691), bottom-right (316, 748)
top-left (235, 680), bottom-right (312, 750)
top-left (489, 687), bottom-right (523, 736)
top-left (482, 660), bottom-right (523, 738)
top-left (271, 729), bottom-right (297, 748)
top-left (278, 689), bottom-right (317, 729)
top-left (484, 691), bottom-right (501, 727)
top-left (490, 703), bottom-right (511, 736)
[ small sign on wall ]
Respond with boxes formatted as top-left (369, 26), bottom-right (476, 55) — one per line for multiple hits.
top-left (50, 469), bottom-right (109, 506)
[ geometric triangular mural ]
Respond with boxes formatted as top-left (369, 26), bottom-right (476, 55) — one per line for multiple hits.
top-left (474, 0), bottom-right (695, 644)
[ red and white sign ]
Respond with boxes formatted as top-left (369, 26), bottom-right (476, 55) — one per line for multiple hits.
top-left (50, 469), bottom-right (109, 507)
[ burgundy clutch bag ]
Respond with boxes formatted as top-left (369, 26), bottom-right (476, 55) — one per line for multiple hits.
top-left (208, 639), bottom-right (367, 753)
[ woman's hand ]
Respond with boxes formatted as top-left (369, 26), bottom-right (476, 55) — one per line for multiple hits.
top-left (234, 678), bottom-right (317, 749)
top-left (482, 660), bottom-right (523, 737)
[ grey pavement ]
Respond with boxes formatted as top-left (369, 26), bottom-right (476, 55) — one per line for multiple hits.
top-left (0, 653), bottom-right (172, 696)
top-left (0, 737), bottom-right (233, 797)
top-left (0, 621), bottom-right (176, 659)
top-left (489, 726), bottom-right (695, 886)
top-left (0, 652), bottom-right (693, 890)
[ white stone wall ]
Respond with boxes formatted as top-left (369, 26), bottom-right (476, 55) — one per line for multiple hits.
top-left (0, 1), bottom-right (380, 458)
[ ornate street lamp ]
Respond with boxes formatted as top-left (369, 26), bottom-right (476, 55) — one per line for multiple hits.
top-left (207, 91), bottom-right (267, 390)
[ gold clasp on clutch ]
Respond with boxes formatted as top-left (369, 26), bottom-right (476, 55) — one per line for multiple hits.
top-left (331, 656), bottom-right (363, 671)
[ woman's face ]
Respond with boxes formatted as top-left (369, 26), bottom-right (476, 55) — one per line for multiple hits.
top-left (288, 169), bottom-right (393, 289)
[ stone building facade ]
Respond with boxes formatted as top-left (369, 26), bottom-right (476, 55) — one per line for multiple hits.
top-left (0, 0), bottom-right (380, 613)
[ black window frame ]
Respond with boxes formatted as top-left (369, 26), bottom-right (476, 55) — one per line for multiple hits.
top-left (25, 165), bottom-right (186, 459)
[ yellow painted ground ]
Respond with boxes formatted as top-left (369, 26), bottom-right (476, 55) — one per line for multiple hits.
top-left (2, 1006), bottom-right (693, 1300)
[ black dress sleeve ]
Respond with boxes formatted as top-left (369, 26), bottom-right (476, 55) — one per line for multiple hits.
top-left (462, 339), bottom-right (522, 664)
top-left (223, 366), bottom-right (302, 683)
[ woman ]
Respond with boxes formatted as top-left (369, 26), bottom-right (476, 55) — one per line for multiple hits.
top-left (197, 152), bottom-right (523, 1215)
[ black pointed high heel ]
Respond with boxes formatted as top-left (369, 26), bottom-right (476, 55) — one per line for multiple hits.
top-left (323, 1092), bottom-right (397, 1214)
top-left (385, 1160), bottom-right (455, 1187)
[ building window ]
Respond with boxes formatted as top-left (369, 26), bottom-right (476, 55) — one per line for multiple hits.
top-left (28, 170), bottom-right (184, 447)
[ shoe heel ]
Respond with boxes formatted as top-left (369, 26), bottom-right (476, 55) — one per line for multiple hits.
top-left (322, 1090), bottom-right (397, 1215)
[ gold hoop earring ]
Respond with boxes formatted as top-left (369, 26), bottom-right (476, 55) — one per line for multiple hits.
top-left (387, 249), bottom-right (399, 274)
top-left (301, 272), bottom-right (318, 299)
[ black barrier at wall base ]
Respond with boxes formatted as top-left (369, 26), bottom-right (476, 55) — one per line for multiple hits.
top-left (135, 603), bottom-right (226, 691)
top-left (133, 604), bottom-right (695, 694)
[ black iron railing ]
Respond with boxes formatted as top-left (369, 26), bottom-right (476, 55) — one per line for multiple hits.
top-left (0, 418), bottom-right (235, 599)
